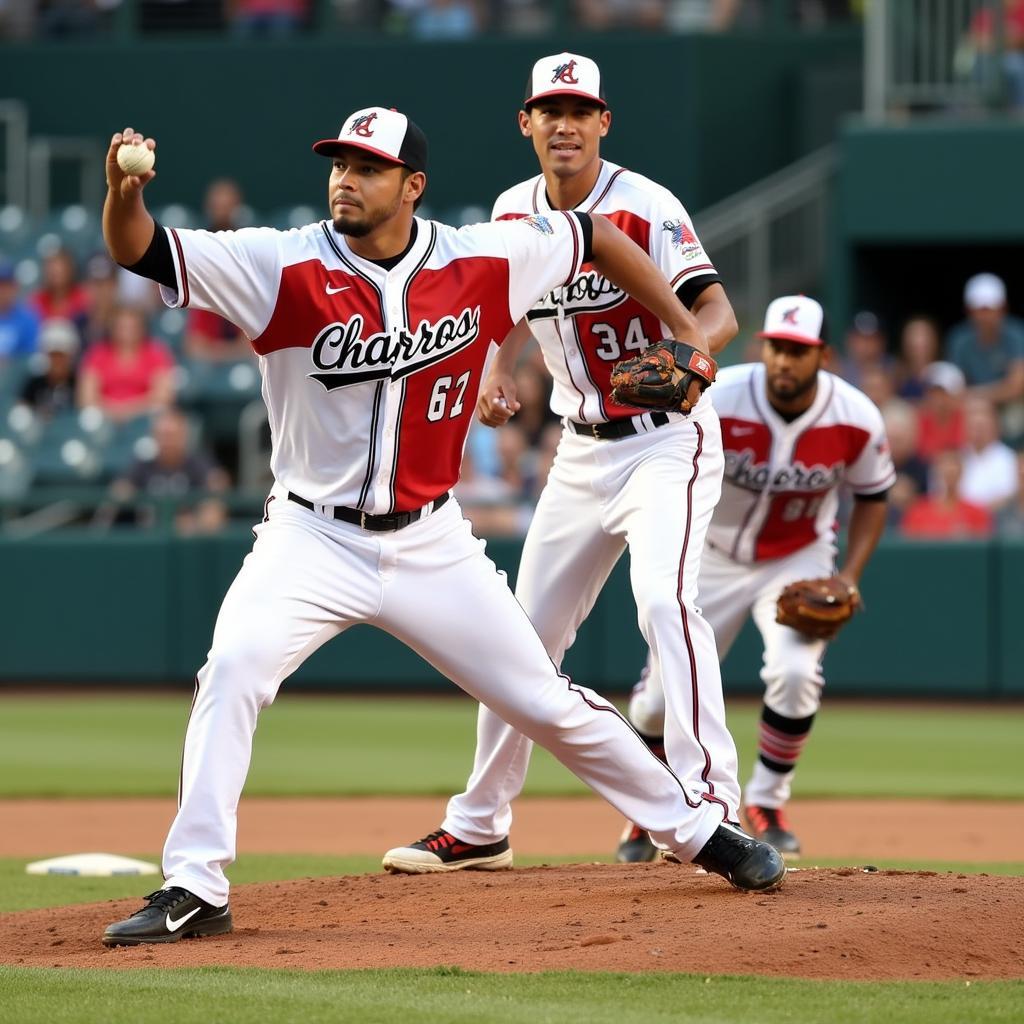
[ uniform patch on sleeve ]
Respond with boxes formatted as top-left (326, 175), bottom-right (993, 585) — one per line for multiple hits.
top-left (663, 218), bottom-right (701, 259)
top-left (523, 214), bottom-right (554, 236)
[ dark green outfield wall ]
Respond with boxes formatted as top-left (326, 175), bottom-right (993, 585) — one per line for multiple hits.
top-left (831, 117), bottom-right (1024, 335)
top-left (0, 30), bottom-right (860, 214)
top-left (1, 532), bottom-right (1017, 696)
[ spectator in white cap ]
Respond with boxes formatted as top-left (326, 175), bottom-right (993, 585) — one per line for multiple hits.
top-left (946, 272), bottom-right (1024, 442)
top-left (19, 318), bottom-right (80, 420)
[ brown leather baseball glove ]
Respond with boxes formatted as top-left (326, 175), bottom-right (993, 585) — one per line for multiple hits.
top-left (610, 340), bottom-right (717, 414)
top-left (775, 577), bottom-right (862, 641)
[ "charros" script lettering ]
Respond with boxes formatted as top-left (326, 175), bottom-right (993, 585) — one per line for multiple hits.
top-left (308, 307), bottom-right (481, 390)
top-left (527, 270), bottom-right (626, 322)
top-left (725, 450), bottom-right (843, 493)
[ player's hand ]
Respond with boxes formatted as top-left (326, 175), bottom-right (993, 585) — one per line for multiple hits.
top-left (476, 373), bottom-right (520, 427)
top-left (106, 128), bottom-right (157, 199)
top-left (834, 571), bottom-right (863, 611)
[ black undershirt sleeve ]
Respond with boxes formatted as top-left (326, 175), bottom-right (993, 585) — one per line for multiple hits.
top-left (122, 221), bottom-right (176, 290)
top-left (574, 212), bottom-right (594, 264)
top-left (853, 488), bottom-right (890, 502)
top-left (676, 272), bottom-right (723, 311)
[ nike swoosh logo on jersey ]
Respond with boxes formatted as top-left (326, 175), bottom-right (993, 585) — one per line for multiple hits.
top-left (325, 284), bottom-right (351, 295)
top-left (165, 906), bottom-right (202, 932)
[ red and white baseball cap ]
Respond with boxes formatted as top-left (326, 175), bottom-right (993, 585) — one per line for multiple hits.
top-left (524, 52), bottom-right (606, 109)
top-left (312, 106), bottom-right (428, 173)
top-left (756, 295), bottom-right (827, 347)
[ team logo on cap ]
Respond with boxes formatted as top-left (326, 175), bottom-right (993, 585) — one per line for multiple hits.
top-left (348, 113), bottom-right (378, 138)
top-left (782, 306), bottom-right (800, 325)
top-left (663, 219), bottom-right (700, 260)
top-left (523, 214), bottom-right (554, 236)
top-left (551, 60), bottom-right (579, 85)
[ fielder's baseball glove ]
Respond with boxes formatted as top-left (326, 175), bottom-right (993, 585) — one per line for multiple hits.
top-left (775, 577), bottom-right (862, 641)
top-left (610, 340), bottom-right (717, 414)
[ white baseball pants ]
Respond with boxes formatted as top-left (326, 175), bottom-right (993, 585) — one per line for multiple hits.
top-left (442, 413), bottom-right (741, 847)
top-left (161, 489), bottom-right (724, 906)
top-left (629, 540), bottom-right (832, 808)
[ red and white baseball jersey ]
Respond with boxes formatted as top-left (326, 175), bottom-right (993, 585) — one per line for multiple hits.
top-left (492, 160), bottom-right (719, 423)
top-left (158, 212), bottom-right (588, 512)
top-left (709, 363), bottom-right (896, 563)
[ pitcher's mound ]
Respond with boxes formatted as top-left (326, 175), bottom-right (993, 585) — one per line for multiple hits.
top-left (3, 864), bottom-right (1021, 980)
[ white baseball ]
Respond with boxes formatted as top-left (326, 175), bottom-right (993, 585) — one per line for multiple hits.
top-left (117, 142), bottom-right (155, 176)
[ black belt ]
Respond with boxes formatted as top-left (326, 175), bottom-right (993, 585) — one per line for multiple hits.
top-left (568, 412), bottom-right (671, 440)
top-left (287, 491), bottom-right (450, 531)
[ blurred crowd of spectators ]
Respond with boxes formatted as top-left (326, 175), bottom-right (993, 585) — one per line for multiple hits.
top-left (0, 181), bottom-right (255, 533)
top-left (2, 180), bottom-right (1022, 543)
top-left (961, 0), bottom-right (1024, 109)
top-left (0, 0), bottom-right (861, 41)
top-left (842, 272), bottom-right (1024, 540)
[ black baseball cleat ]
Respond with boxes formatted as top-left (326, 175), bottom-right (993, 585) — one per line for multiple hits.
top-left (382, 828), bottom-right (513, 874)
top-left (616, 821), bottom-right (658, 863)
top-left (745, 805), bottom-right (802, 857)
top-left (102, 887), bottom-right (233, 947)
top-left (692, 821), bottom-right (787, 891)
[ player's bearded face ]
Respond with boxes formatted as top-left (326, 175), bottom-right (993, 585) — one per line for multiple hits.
top-left (329, 155), bottom-right (407, 237)
top-left (763, 339), bottom-right (822, 403)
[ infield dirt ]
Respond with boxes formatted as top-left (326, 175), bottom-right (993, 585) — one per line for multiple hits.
top-left (1, 796), bottom-right (1019, 861)
top-left (2, 865), bottom-right (1022, 980)
top-left (2, 797), bottom-right (1023, 980)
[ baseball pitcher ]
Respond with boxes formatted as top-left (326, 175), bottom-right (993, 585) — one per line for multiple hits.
top-left (99, 107), bottom-right (785, 946)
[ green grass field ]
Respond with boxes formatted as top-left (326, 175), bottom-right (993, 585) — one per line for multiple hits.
top-left (1, 693), bottom-right (1021, 1023)
top-left (1, 967), bottom-right (1020, 1024)
top-left (0, 693), bottom-right (1021, 798)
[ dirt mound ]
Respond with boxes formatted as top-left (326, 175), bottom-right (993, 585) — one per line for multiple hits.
top-left (3, 864), bottom-right (1021, 980)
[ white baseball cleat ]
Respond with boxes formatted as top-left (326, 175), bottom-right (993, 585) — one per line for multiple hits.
top-left (382, 828), bottom-right (513, 874)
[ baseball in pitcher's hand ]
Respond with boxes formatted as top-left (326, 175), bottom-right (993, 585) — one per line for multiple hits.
top-left (477, 373), bottom-right (520, 427)
top-left (106, 128), bottom-right (157, 199)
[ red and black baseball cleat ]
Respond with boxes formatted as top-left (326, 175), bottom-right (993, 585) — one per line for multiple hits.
top-left (102, 887), bottom-right (232, 947)
top-left (745, 804), bottom-right (802, 857)
top-left (615, 821), bottom-right (658, 863)
top-left (382, 828), bottom-right (513, 874)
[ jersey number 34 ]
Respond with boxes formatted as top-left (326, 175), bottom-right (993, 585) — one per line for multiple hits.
top-left (592, 316), bottom-right (651, 362)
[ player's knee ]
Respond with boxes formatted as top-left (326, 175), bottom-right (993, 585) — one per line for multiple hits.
top-left (762, 669), bottom-right (822, 719)
top-left (200, 642), bottom-right (281, 703)
top-left (628, 689), bottom-right (665, 736)
top-left (635, 591), bottom-right (687, 630)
